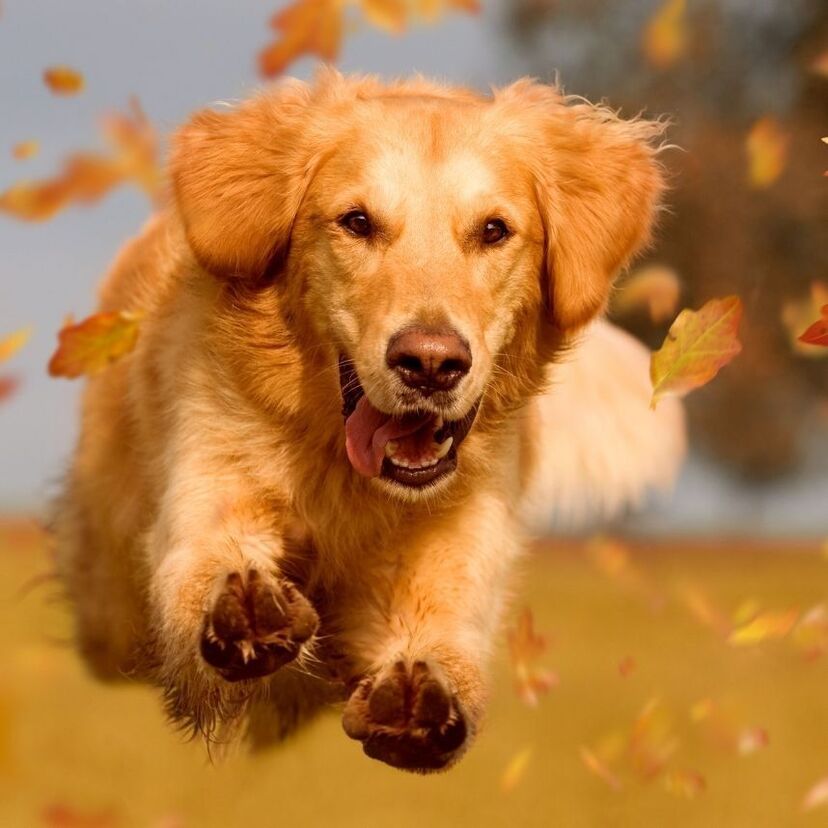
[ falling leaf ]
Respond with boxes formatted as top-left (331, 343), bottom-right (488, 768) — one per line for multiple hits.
top-left (507, 608), bottom-right (558, 706)
top-left (746, 117), bottom-right (789, 189)
top-left (0, 377), bottom-right (19, 403)
top-left (689, 698), bottom-right (714, 723)
top-left (642, 0), bottom-right (687, 69)
top-left (782, 282), bottom-right (828, 358)
top-left (728, 608), bottom-right (799, 647)
top-left (737, 726), bottom-right (769, 756)
top-left (650, 295), bottom-right (743, 409)
top-left (0, 99), bottom-right (160, 222)
top-left (791, 604), bottom-right (828, 661)
top-left (361, 0), bottom-right (408, 31)
top-left (579, 746), bottom-right (623, 791)
top-left (802, 775), bottom-right (828, 812)
top-left (12, 140), bottom-right (39, 160)
top-left (613, 265), bottom-right (681, 324)
top-left (41, 804), bottom-right (119, 828)
top-left (628, 698), bottom-right (678, 779)
top-left (500, 747), bottom-right (532, 793)
top-left (0, 328), bottom-right (31, 363)
top-left (43, 66), bottom-right (85, 96)
top-left (618, 656), bottom-right (636, 677)
top-left (48, 311), bottom-right (141, 379)
top-left (799, 305), bottom-right (828, 349)
top-left (663, 769), bottom-right (705, 799)
top-left (259, 0), bottom-right (346, 77)
top-left (679, 584), bottom-right (731, 636)
top-left (259, 0), bottom-right (479, 77)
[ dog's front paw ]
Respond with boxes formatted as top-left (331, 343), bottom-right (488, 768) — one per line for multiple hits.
top-left (342, 660), bottom-right (468, 772)
top-left (200, 570), bottom-right (318, 682)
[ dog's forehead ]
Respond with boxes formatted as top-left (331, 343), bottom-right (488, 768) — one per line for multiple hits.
top-left (324, 100), bottom-right (523, 208)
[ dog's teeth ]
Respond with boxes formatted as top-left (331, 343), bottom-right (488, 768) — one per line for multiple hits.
top-left (435, 415), bottom-right (444, 431)
top-left (433, 436), bottom-right (453, 459)
top-left (390, 456), bottom-right (410, 468)
top-left (385, 441), bottom-right (398, 458)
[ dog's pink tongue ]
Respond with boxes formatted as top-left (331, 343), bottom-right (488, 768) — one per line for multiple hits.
top-left (345, 396), bottom-right (432, 478)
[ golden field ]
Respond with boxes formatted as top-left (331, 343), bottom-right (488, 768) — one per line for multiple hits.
top-left (0, 519), bottom-right (826, 828)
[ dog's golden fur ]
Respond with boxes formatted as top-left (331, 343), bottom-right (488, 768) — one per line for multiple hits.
top-left (54, 70), bottom-right (684, 772)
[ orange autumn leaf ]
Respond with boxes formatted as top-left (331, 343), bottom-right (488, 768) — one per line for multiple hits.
top-left (618, 656), bottom-right (636, 677)
top-left (0, 99), bottom-right (160, 222)
top-left (650, 295), bottom-right (743, 409)
top-left (728, 608), bottom-right (799, 646)
top-left (628, 698), bottom-right (678, 779)
top-left (642, 0), bottom-right (687, 69)
top-left (507, 608), bottom-right (558, 706)
top-left (259, 0), bottom-right (479, 77)
top-left (0, 328), bottom-right (31, 363)
top-left (12, 140), bottom-right (39, 160)
top-left (662, 769), bottom-right (706, 799)
top-left (0, 376), bottom-right (19, 403)
top-left (362, 0), bottom-right (408, 32)
top-left (500, 747), bottom-right (532, 794)
top-left (798, 304), bottom-right (828, 348)
top-left (259, 0), bottom-right (345, 78)
top-left (48, 311), bottom-right (141, 379)
top-left (43, 66), bottom-right (85, 96)
top-left (41, 804), bottom-right (118, 828)
top-left (746, 117), bottom-right (789, 189)
top-left (579, 745), bottom-right (623, 791)
top-left (613, 265), bottom-right (681, 324)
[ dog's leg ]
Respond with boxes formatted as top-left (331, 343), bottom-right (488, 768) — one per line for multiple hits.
top-left (146, 467), bottom-right (318, 738)
top-left (340, 490), bottom-right (520, 772)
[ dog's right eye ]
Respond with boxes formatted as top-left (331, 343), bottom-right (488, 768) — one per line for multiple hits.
top-left (340, 211), bottom-right (372, 238)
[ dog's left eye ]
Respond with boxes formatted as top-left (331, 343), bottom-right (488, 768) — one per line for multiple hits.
top-left (340, 210), bottom-right (373, 238)
top-left (482, 219), bottom-right (510, 245)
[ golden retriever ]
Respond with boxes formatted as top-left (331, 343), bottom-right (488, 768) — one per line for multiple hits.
top-left (54, 69), bottom-right (685, 773)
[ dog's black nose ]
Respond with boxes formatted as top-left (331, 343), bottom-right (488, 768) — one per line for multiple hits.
top-left (386, 327), bottom-right (472, 395)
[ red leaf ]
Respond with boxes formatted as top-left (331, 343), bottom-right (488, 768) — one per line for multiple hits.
top-left (799, 304), bottom-right (828, 347)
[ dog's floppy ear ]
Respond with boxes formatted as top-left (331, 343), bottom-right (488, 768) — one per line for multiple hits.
top-left (501, 82), bottom-right (666, 331)
top-left (170, 81), bottom-right (316, 279)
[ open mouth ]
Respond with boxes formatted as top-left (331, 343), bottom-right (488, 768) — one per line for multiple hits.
top-left (339, 356), bottom-right (479, 489)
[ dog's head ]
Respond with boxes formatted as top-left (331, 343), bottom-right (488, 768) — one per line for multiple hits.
top-left (172, 71), bottom-right (665, 498)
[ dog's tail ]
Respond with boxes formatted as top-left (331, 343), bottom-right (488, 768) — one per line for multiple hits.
top-left (520, 319), bottom-right (687, 532)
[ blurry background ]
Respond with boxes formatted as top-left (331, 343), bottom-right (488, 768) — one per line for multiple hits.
top-left (0, 0), bottom-right (826, 533)
top-left (0, 3), bottom-right (827, 827)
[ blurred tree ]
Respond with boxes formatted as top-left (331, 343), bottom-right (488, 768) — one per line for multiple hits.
top-left (504, 0), bottom-right (828, 481)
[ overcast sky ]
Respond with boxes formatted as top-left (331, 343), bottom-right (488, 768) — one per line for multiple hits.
top-left (0, 1), bottom-right (824, 535)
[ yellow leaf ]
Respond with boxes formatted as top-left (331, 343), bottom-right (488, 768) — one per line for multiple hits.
top-left (642, 0), bottom-right (687, 69)
top-left (0, 328), bottom-right (31, 363)
top-left (360, 0), bottom-right (408, 32)
top-left (613, 265), bottom-right (681, 323)
top-left (48, 311), bottom-right (141, 379)
top-left (728, 608), bottom-right (799, 646)
top-left (43, 65), bottom-right (85, 95)
top-left (746, 117), bottom-right (789, 189)
top-left (650, 295), bottom-right (743, 409)
top-left (500, 747), bottom-right (532, 793)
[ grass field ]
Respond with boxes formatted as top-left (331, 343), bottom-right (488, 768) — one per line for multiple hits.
top-left (0, 519), bottom-right (826, 827)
